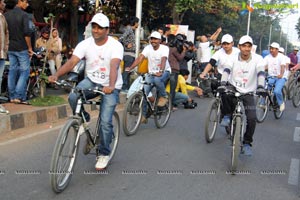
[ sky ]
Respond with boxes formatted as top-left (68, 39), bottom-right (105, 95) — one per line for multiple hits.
top-left (253, 0), bottom-right (300, 46)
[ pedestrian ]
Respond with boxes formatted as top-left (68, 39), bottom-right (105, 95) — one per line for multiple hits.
top-left (48, 13), bottom-right (124, 171)
top-left (118, 16), bottom-right (139, 92)
top-left (218, 35), bottom-right (266, 156)
top-left (167, 33), bottom-right (186, 110)
top-left (125, 31), bottom-right (171, 123)
top-left (47, 28), bottom-right (62, 75)
top-left (288, 47), bottom-right (298, 70)
top-left (0, 0), bottom-right (9, 114)
top-left (4, 0), bottom-right (33, 104)
top-left (0, 0), bottom-right (8, 92)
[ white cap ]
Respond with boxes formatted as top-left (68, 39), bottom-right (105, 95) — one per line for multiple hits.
top-left (91, 13), bottom-right (110, 28)
top-left (239, 35), bottom-right (253, 45)
top-left (221, 34), bottom-right (233, 43)
top-left (269, 42), bottom-right (280, 49)
top-left (150, 31), bottom-right (162, 40)
top-left (278, 47), bottom-right (284, 53)
top-left (294, 47), bottom-right (299, 51)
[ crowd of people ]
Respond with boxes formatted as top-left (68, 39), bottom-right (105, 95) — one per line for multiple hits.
top-left (0, 2), bottom-right (299, 170)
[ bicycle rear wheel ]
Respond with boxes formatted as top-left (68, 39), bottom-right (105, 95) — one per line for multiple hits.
top-left (204, 98), bottom-right (220, 143)
top-left (154, 93), bottom-right (172, 128)
top-left (255, 95), bottom-right (269, 123)
top-left (230, 116), bottom-right (241, 173)
top-left (50, 118), bottom-right (81, 193)
top-left (122, 92), bottom-right (143, 136)
top-left (292, 84), bottom-right (300, 107)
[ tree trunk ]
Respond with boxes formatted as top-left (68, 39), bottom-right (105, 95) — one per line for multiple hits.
top-left (70, 0), bottom-right (79, 47)
top-left (30, 0), bottom-right (45, 22)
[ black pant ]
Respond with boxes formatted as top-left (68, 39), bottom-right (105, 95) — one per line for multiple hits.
top-left (222, 88), bottom-right (256, 145)
top-left (169, 72), bottom-right (178, 106)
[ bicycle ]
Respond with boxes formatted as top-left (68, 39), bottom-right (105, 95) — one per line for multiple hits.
top-left (224, 89), bottom-right (249, 173)
top-left (287, 70), bottom-right (300, 100)
top-left (49, 81), bottom-right (120, 193)
top-left (122, 73), bottom-right (172, 136)
top-left (256, 77), bottom-right (287, 123)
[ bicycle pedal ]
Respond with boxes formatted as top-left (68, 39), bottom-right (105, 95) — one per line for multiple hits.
top-left (83, 142), bottom-right (94, 155)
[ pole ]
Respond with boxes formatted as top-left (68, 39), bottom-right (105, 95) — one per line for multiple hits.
top-left (246, 0), bottom-right (252, 35)
top-left (268, 23), bottom-right (272, 48)
top-left (135, 0), bottom-right (142, 58)
top-left (95, 0), bottom-right (99, 12)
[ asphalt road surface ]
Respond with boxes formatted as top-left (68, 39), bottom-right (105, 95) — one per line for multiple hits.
top-left (0, 97), bottom-right (300, 200)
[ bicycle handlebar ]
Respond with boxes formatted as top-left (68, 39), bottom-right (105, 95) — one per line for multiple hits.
top-left (55, 80), bottom-right (105, 95)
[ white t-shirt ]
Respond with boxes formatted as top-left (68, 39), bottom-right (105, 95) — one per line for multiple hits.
top-left (211, 47), bottom-right (240, 74)
top-left (282, 54), bottom-right (291, 79)
top-left (141, 44), bottom-right (171, 73)
top-left (73, 36), bottom-right (124, 89)
top-left (199, 41), bottom-right (212, 63)
top-left (264, 53), bottom-right (286, 77)
top-left (226, 53), bottom-right (265, 93)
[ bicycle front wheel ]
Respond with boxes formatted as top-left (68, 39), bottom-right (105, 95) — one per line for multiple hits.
top-left (154, 93), bottom-right (172, 128)
top-left (292, 84), bottom-right (300, 107)
top-left (256, 95), bottom-right (269, 123)
top-left (287, 79), bottom-right (296, 100)
top-left (122, 92), bottom-right (143, 136)
top-left (204, 98), bottom-right (220, 143)
top-left (230, 116), bottom-right (242, 173)
top-left (50, 118), bottom-right (81, 193)
top-left (108, 112), bottom-right (120, 161)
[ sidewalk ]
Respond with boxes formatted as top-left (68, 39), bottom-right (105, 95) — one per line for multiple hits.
top-left (0, 88), bottom-right (126, 135)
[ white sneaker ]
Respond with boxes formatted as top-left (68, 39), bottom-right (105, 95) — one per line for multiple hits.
top-left (279, 102), bottom-right (285, 112)
top-left (0, 105), bottom-right (9, 114)
top-left (95, 155), bottom-right (110, 170)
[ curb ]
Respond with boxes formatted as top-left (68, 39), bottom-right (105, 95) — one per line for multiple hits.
top-left (0, 93), bottom-right (127, 135)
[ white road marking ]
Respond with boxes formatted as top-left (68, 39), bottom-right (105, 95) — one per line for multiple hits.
top-left (297, 113), bottom-right (300, 121)
top-left (293, 127), bottom-right (300, 142)
top-left (288, 158), bottom-right (299, 186)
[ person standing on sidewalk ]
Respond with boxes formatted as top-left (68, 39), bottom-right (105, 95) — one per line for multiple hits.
top-left (0, 0), bottom-right (8, 113)
top-left (118, 16), bottom-right (139, 92)
top-left (48, 13), bottom-right (123, 171)
top-left (5, 0), bottom-right (33, 104)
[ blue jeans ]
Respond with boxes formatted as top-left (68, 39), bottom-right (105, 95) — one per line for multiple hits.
top-left (121, 55), bottom-right (135, 90)
top-left (68, 78), bottom-right (120, 156)
top-left (174, 92), bottom-right (188, 105)
top-left (267, 77), bottom-right (286, 106)
top-left (8, 50), bottom-right (30, 101)
top-left (0, 59), bottom-right (5, 92)
top-left (142, 71), bottom-right (170, 116)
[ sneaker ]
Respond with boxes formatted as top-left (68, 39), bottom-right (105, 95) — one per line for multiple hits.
top-left (220, 115), bottom-right (230, 127)
top-left (196, 77), bottom-right (201, 87)
top-left (157, 97), bottom-right (168, 107)
top-left (259, 98), bottom-right (266, 109)
top-left (141, 115), bottom-right (148, 124)
top-left (95, 155), bottom-right (110, 170)
top-left (0, 105), bottom-right (9, 114)
top-left (242, 144), bottom-right (253, 156)
top-left (279, 102), bottom-right (285, 112)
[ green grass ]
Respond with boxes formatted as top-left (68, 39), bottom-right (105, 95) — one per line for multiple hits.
top-left (29, 95), bottom-right (67, 106)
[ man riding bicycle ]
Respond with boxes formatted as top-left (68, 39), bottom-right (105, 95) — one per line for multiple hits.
top-left (218, 35), bottom-right (265, 156)
top-left (48, 13), bottom-right (124, 171)
top-left (125, 31), bottom-right (171, 123)
top-left (263, 42), bottom-right (287, 112)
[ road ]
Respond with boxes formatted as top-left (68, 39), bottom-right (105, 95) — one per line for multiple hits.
top-left (0, 97), bottom-right (300, 200)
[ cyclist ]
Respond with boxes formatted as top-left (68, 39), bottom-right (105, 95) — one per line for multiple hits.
top-left (125, 31), bottom-right (171, 123)
top-left (217, 35), bottom-right (265, 156)
top-left (48, 13), bottom-right (124, 170)
top-left (263, 42), bottom-right (286, 111)
top-left (199, 34), bottom-right (240, 126)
